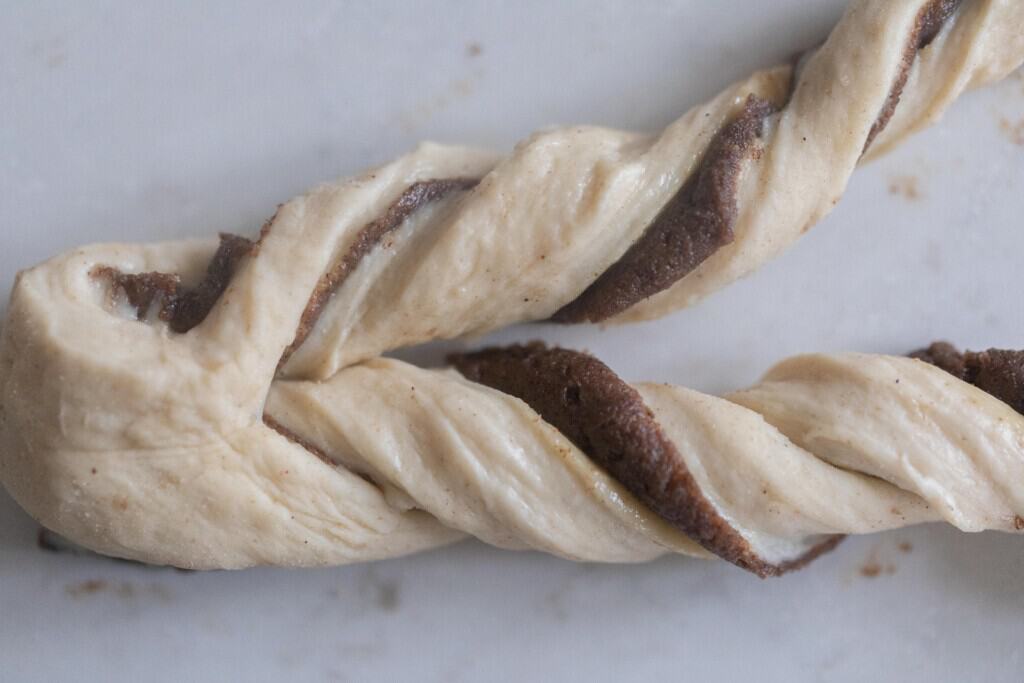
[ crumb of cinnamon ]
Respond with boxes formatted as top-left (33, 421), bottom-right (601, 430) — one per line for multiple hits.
top-left (999, 117), bottom-right (1024, 146)
top-left (66, 579), bottom-right (106, 597)
top-left (860, 562), bottom-right (882, 578)
top-left (888, 175), bottom-right (922, 200)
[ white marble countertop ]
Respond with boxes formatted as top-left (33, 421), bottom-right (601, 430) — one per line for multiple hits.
top-left (2, 2), bottom-right (1023, 681)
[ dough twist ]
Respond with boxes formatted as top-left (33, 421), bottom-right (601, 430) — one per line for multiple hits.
top-left (1, 0), bottom-right (1022, 574)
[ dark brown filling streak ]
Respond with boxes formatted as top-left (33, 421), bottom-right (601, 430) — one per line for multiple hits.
top-left (554, 0), bottom-right (960, 324)
top-left (551, 96), bottom-right (776, 324)
top-left (911, 342), bottom-right (1024, 415)
top-left (863, 0), bottom-right (962, 151)
top-left (450, 342), bottom-right (843, 577)
top-left (92, 233), bottom-right (254, 334)
top-left (277, 177), bottom-right (479, 368)
top-left (261, 414), bottom-right (335, 465)
top-left (263, 414), bottom-right (383, 490)
top-left (92, 178), bottom-right (478, 347)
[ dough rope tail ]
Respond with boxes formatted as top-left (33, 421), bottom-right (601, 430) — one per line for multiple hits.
top-left (444, 342), bottom-right (1024, 576)
top-left (0, 0), bottom-right (1022, 573)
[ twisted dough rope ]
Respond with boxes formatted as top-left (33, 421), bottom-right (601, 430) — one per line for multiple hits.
top-left (1, 0), bottom-right (1023, 574)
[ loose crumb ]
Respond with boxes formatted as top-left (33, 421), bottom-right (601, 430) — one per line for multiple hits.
top-left (898, 541), bottom-right (913, 553)
top-left (64, 579), bottom-right (174, 602)
top-left (66, 579), bottom-right (107, 597)
top-left (859, 561), bottom-right (897, 578)
top-left (860, 562), bottom-right (882, 578)
top-left (859, 544), bottom-right (897, 578)
top-left (888, 175), bottom-right (922, 201)
top-left (999, 117), bottom-right (1024, 146)
top-left (466, 42), bottom-right (483, 58)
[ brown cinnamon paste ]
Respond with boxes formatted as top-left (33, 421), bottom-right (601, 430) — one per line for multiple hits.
top-left (911, 342), bottom-right (1024, 415)
top-left (451, 342), bottom-right (841, 576)
top-left (864, 0), bottom-right (958, 149)
top-left (93, 232), bottom-right (254, 333)
top-left (556, 0), bottom-right (960, 323)
top-left (93, 178), bottom-right (477, 349)
top-left (553, 96), bottom-right (776, 324)
top-left (864, 0), bottom-right (961, 150)
top-left (279, 177), bottom-right (478, 366)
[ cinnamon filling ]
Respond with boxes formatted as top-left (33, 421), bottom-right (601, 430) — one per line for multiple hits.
top-left (93, 177), bottom-right (478, 347)
top-left (92, 233), bottom-right (254, 333)
top-left (262, 414), bottom-right (335, 466)
top-left (277, 177), bottom-right (479, 366)
top-left (863, 0), bottom-right (961, 150)
top-left (451, 342), bottom-right (841, 576)
top-left (557, 1), bottom-right (959, 323)
top-left (263, 414), bottom-right (382, 490)
top-left (911, 342), bottom-right (1024, 415)
top-left (553, 96), bottom-right (776, 324)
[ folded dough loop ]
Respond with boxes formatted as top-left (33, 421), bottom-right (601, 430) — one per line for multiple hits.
top-left (0, 0), bottom-right (1022, 573)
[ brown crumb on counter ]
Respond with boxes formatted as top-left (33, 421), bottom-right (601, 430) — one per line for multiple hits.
top-left (859, 561), bottom-right (897, 578)
top-left (466, 42), bottom-right (483, 58)
top-left (860, 562), bottom-right (882, 578)
top-left (64, 580), bottom-right (174, 602)
top-left (888, 175), bottom-right (922, 200)
top-left (999, 117), bottom-right (1024, 146)
top-left (859, 545), bottom-right (898, 578)
top-left (898, 541), bottom-right (913, 553)
top-left (66, 579), bottom-right (107, 597)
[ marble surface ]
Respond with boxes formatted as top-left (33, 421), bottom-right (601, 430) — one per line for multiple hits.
top-left (2, 1), bottom-right (1023, 681)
